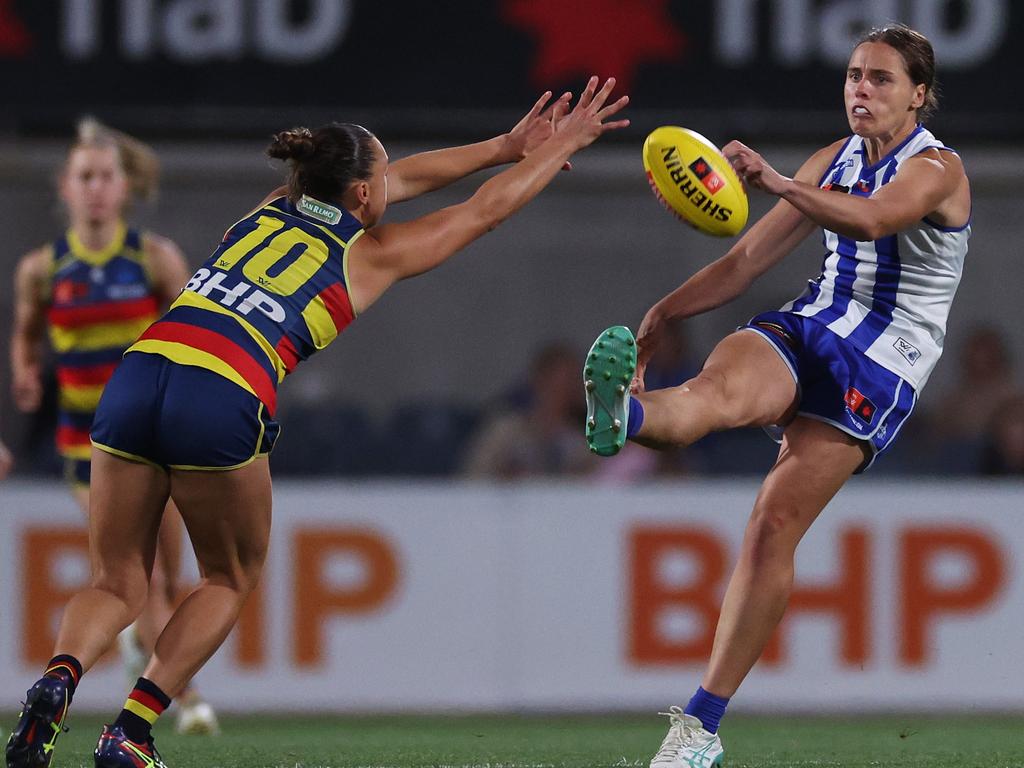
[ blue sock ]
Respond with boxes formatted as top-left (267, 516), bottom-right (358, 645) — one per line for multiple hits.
top-left (626, 397), bottom-right (645, 439)
top-left (684, 686), bottom-right (729, 734)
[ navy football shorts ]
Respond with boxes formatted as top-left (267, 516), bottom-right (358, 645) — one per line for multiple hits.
top-left (742, 310), bottom-right (917, 472)
top-left (91, 351), bottom-right (280, 471)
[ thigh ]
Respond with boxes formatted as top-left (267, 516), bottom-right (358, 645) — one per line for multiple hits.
top-left (701, 329), bottom-right (800, 427)
top-left (752, 417), bottom-right (868, 546)
top-left (169, 457), bottom-right (273, 586)
top-left (88, 447), bottom-right (171, 577)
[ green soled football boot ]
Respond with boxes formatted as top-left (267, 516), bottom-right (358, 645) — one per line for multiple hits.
top-left (583, 325), bottom-right (637, 457)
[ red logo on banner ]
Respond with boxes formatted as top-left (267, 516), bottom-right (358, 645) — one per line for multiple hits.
top-left (0, 0), bottom-right (32, 57)
top-left (503, 0), bottom-right (685, 92)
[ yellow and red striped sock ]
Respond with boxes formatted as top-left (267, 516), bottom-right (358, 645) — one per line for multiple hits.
top-left (43, 654), bottom-right (83, 698)
top-left (114, 677), bottom-right (172, 744)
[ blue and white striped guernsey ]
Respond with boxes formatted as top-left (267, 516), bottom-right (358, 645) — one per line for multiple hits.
top-left (781, 125), bottom-right (970, 390)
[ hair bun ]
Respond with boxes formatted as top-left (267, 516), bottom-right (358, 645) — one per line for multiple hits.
top-left (268, 127), bottom-right (315, 161)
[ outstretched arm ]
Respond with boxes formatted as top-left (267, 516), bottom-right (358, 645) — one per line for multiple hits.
top-left (385, 90), bottom-right (573, 204)
top-left (346, 77), bottom-right (629, 314)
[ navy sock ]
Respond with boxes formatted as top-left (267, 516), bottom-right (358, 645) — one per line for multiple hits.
top-left (44, 654), bottom-right (83, 698)
top-left (626, 397), bottom-right (645, 439)
top-left (684, 686), bottom-right (730, 734)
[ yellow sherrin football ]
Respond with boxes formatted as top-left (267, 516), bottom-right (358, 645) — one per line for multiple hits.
top-left (643, 126), bottom-right (748, 237)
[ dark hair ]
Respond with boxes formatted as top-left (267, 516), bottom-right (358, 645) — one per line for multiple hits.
top-left (857, 24), bottom-right (939, 122)
top-left (267, 122), bottom-right (378, 203)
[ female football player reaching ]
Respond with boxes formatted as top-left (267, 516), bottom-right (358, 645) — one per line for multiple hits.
top-left (584, 25), bottom-right (968, 768)
top-left (6, 77), bottom-right (628, 768)
top-left (8, 119), bottom-right (218, 735)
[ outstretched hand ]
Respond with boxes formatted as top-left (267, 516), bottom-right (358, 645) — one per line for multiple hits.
top-left (723, 140), bottom-right (790, 196)
top-left (552, 76), bottom-right (630, 153)
top-left (507, 90), bottom-right (574, 169)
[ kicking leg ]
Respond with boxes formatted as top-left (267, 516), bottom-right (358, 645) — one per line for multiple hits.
top-left (633, 330), bottom-right (797, 448)
top-left (585, 328), bottom-right (796, 456)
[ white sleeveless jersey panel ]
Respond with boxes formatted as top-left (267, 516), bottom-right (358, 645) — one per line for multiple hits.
top-left (780, 126), bottom-right (969, 389)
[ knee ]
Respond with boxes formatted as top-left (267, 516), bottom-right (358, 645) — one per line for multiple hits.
top-left (687, 368), bottom-right (744, 427)
top-left (201, 549), bottom-right (266, 599)
top-left (91, 567), bottom-right (149, 617)
top-left (743, 501), bottom-right (804, 569)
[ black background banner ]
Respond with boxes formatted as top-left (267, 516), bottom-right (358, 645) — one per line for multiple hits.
top-left (1, 0), bottom-right (1019, 141)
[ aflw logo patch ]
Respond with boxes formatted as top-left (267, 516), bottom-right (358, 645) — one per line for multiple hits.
top-left (893, 337), bottom-right (921, 365)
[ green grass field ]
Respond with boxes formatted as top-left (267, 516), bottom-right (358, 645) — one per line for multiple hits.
top-left (24, 713), bottom-right (1024, 768)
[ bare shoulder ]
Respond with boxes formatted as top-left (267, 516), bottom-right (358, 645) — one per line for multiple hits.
top-left (908, 145), bottom-right (967, 178)
top-left (16, 245), bottom-right (52, 281)
top-left (142, 231), bottom-right (185, 261)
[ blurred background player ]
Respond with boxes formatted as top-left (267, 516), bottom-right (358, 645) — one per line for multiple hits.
top-left (0, 435), bottom-right (12, 479)
top-left (5, 78), bottom-right (628, 768)
top-left (583, 25), bottom-right (968, 767)
top-left (7, 119), bottom-right (218, 736)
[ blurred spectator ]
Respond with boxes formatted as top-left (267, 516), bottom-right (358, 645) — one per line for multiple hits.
top-left (642, 319), bottom-right (700, 391)
top-left (981, 395), bottom-right (1024, 476)
top-left (936, 326), bottom-right (1019, 439)
top-left (462, 342), bottom-right (597, 480)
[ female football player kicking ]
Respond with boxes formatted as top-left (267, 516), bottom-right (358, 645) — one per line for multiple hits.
top-left (584, 25), bottom-right (968, 768)
top-left (6, 77), bottom-right (628, 768)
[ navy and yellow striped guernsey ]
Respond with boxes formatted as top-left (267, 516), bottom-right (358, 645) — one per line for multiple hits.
top-left (127, 195), bottom-right (363, 415)
top-left (45, 223), bottom-right (159, 460)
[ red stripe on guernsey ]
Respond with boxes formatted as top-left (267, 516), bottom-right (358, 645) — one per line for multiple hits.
top-left (319, 283), bottom-right (354, 332)
top-left (138, 322), bottom-right (278, 415)
top-left (128, 689), bottom-right (167, 715)
top-left (47, 296), bottom-right (159, 329)
top-left (275, 334), bottom-right (300, 374)
top-left (57, 425), bottom-right (92, 450)
top-left (57, 362), bottom-right (120, 387)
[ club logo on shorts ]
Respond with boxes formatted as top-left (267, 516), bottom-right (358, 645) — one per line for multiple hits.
top-left (893, 337), bottom-right (921, 365)
top-left (688, 157), bottom-right (725, 195)
top-left (823, 182), bottom-right (850, 193)
top-left (845, 387), bottom-right (876, 424)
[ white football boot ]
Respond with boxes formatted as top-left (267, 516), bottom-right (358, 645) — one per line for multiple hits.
top-left (650, 706), bottom-right (724, 768)
top-left (175, 694), bottom-right (221, 735)
top-left (116, 624), bottom-right (147, 684)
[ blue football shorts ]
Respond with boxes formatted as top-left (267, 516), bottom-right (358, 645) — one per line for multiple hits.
top-left (741, 310), bottom-right (917, 473)
top-left (91, 351), bottom-right (280, 471)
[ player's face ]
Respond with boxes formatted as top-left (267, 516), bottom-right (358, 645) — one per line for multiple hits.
top-left (844, 42), bottom-right (926, 138)
top-left (361, 138), bottom-right (389, 227)
top-left (61, 145), bottom-right (129, 226)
